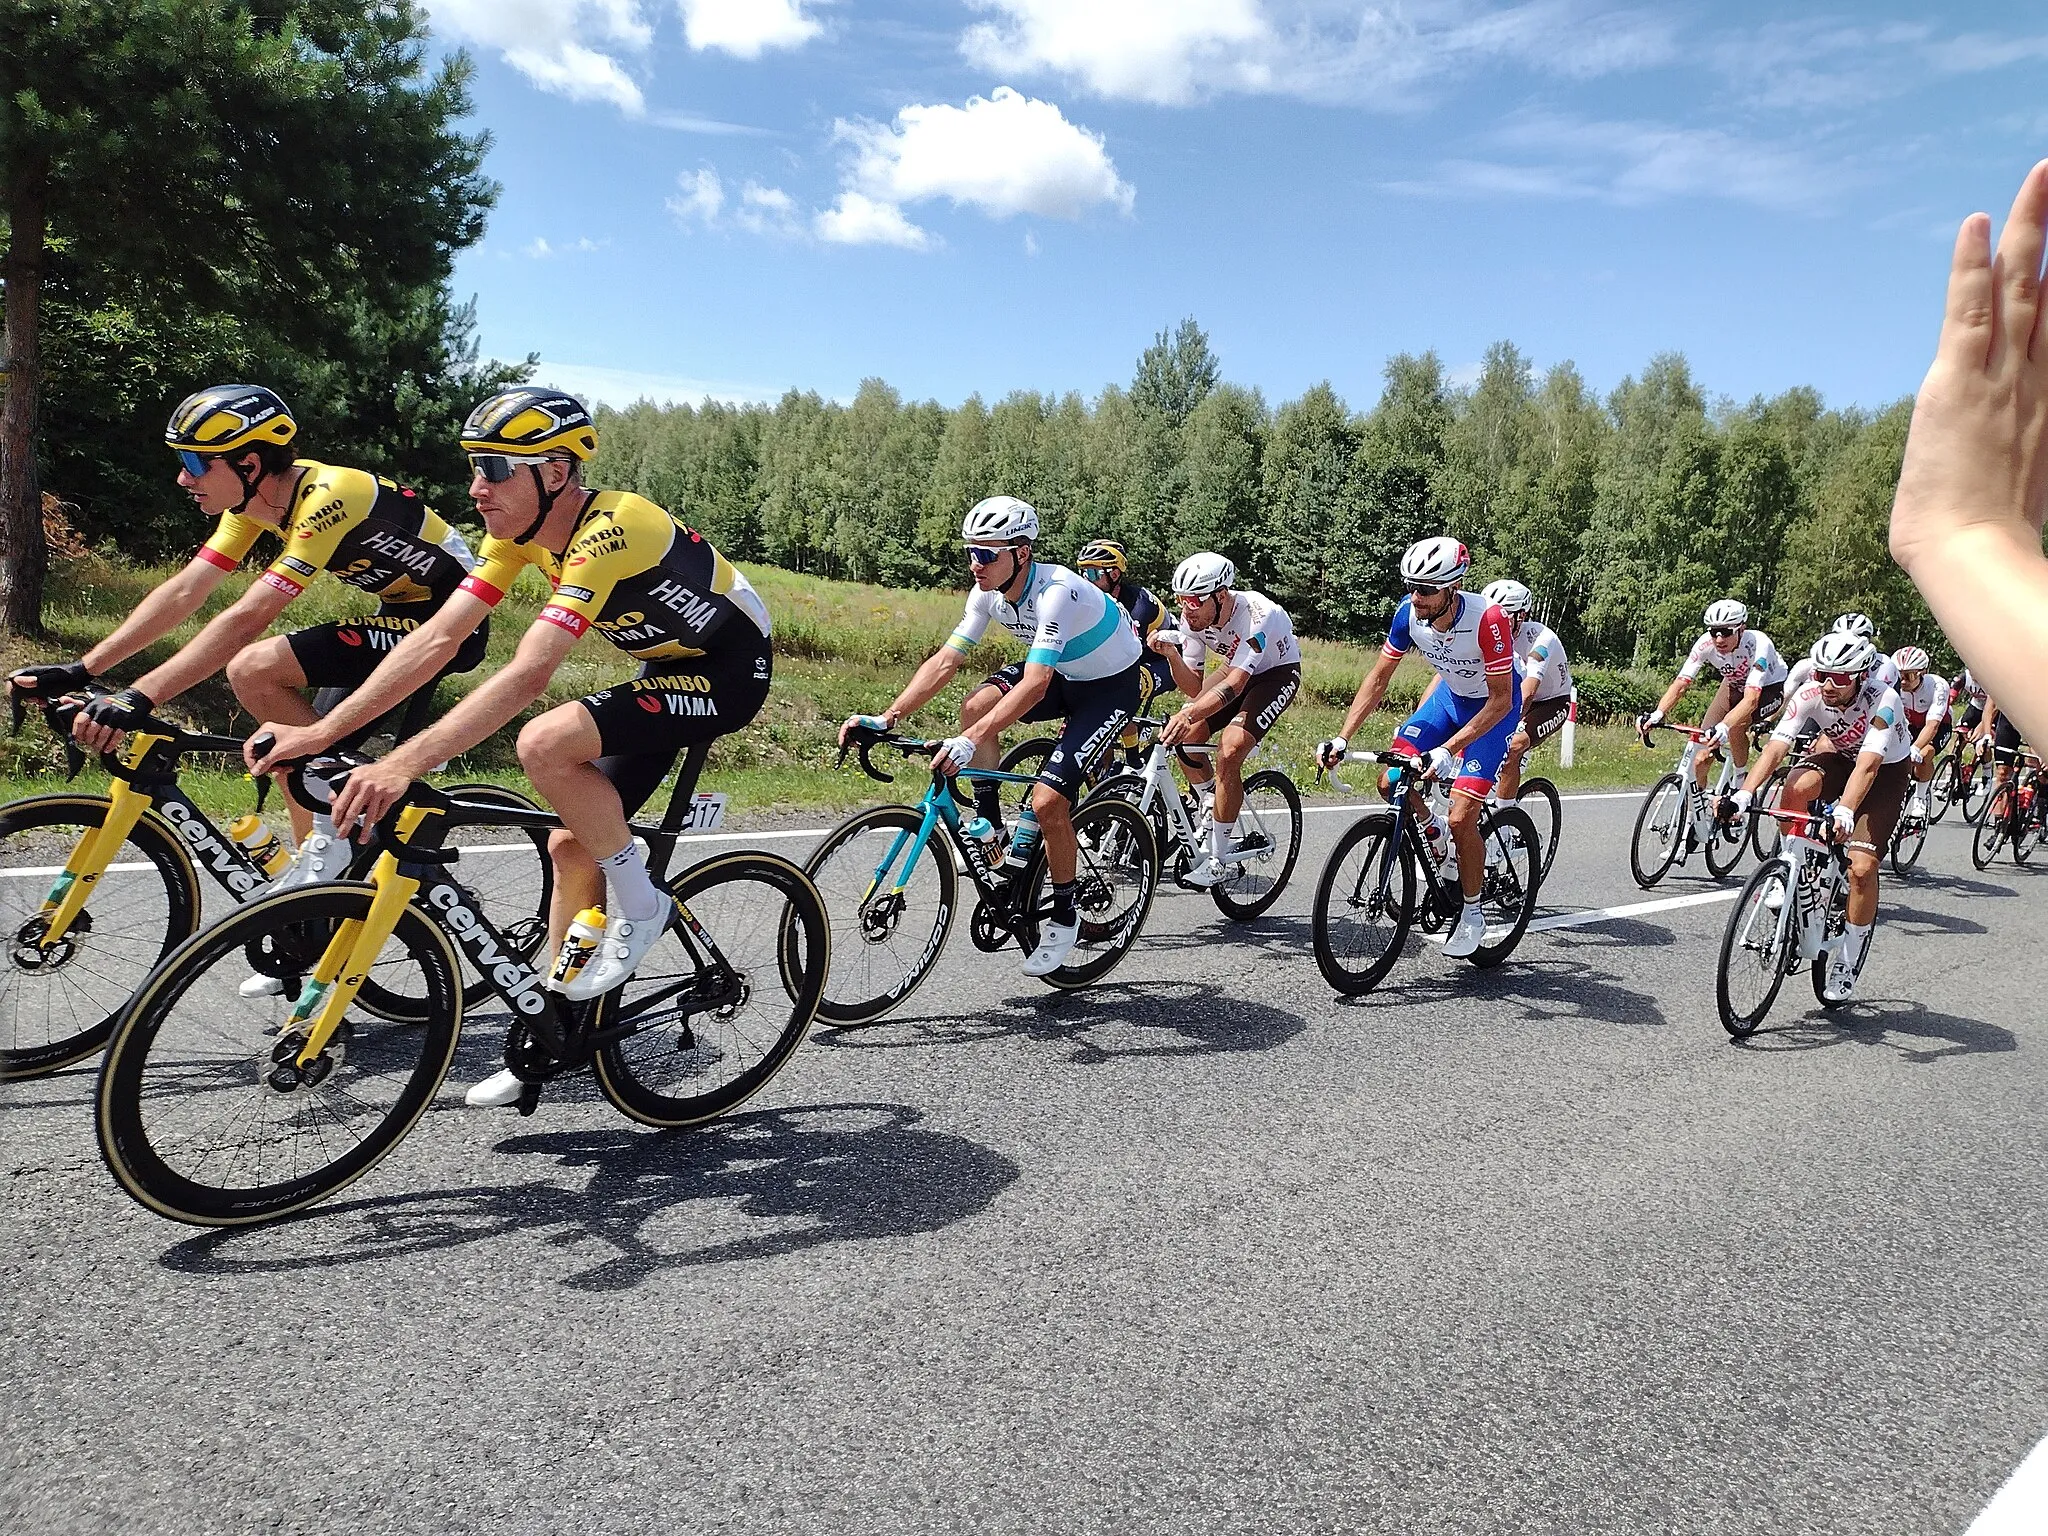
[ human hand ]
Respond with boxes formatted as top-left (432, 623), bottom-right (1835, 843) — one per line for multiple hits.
top-left (840, 712), bottom-right (891, 746)
top-left (1315, 736), bottom-right (1347, 769)
top-left (246, 721), bottom-right (332, 775)
top-left (1160, 706), bottom-right (1200, 747)
top-left (72, 687), bottom-right (152, 754)
top-left (1892, 159), bottom-right (2048, 569)
top-left (933, 735), bottom-right (976, 775)
top-left (1424, 745), bottom-right (1457, 781)
top-left (1830, 802), bottom-right (1856, 839)
top-left (330, 759), bottom-right (415, 842)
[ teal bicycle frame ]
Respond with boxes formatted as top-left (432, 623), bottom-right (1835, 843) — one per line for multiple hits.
top-left (860, 762), bottom-right (1043, 910)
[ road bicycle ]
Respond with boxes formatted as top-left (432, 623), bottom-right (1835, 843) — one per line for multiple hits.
top-left (2, 687), bottom-right (548, 1080)
top-left (1410, 768), bottom-right (1562, 883)
top-left (1715, 802), bottom-right (1871, 1035)
top-left (801, 726), bottom-right (1159, 1026)
top-left (1631, 723), bottom-right (1751, 886)
top-left (1888, 792), bottom-right (1930, 876)
top-left (1309, 751), bottom-right (1542, 996)
top-left (94, 741), bottom-right (828, 1226)
top-left (1971, 752), bottom-right (2048, 870)
top-left (1923, 732), bottom-right (1983, 824)
top-left (1079, 717), bottom-right (1302, 920)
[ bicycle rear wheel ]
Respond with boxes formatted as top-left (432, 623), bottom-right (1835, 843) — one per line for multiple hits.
top-left (1025, 798), bottom-right (1159, 989)
top-left (1515, 777), bottom-right (1563, 882)
top-left (594, 852), bottom-right (828, 1127)
top-left (996, 738), bottom-right (1056, 825)
top-left (1927, 753), bottom-right (1958, 823)
top-left (1311, 810), bottom-right (1415, 996)
top-left (2, 795), bottom-right (198, 1081)
top-left (1962, 755), bottom-right (1995, 823)
top-left (1703, 804), bottom-right (1749, 879)
top-left (1629, 774), bottom-right (1686, 888)
top-left (1209, 769), bottom-right (1302, 921)
top-left (1716, 859), bottom-right (1793, 1036)
top-left (1971, 795), bottom-right (2008, 869)
top-left (1469, 805), bottom-right (1541, 968)
top-left (96, 883), bottom-right (462, 1226)
top-left (799, 805), bottom-right (957, 1026)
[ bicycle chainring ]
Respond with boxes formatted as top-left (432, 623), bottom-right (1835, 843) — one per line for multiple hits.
top-left (968, 899), bottom-right (1012, 953)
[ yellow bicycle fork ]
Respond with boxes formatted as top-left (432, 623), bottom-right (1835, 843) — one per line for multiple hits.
top-left (286, 804), bottom-right (439, 1067)
top-left (34, 734), bottom-right (172, 948)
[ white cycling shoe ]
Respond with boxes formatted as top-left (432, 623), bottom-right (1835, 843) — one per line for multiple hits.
top-left (465, 1069), bottom-right (527, 1109)
top-left (239, 834), bottom-right (352, 998)
top-left (1443, 903), bottom-right (1488, 958)
top-left (1022, 917), bottom-right (1080, 976)
top-left (561, 898), bottom-right (676, 1001)
top-left (1821, 949), bottom-right (1860, 1003)
top-left (1183, 852), bottom-right (1244, 888)
top-left (1907, 794), bottom-right (1929, 820)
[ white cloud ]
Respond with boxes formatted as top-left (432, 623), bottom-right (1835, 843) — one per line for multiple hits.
top-left (428, 0), bottom-right (651, 113)
top-left (734, 181), bottom-right (804, 236)
top-left (668, 168), bottom-right (726, 225)
top-left (677, 0), bottom-right (823, 59)
top-left (834, 87), bottom-right (1134, 225)
top-left (1024, 230), bottom-right (1040, 256)
top-left (533, 361), bottom-right (782, 408)
top-left (524, 236), bottom-right (607, 257)
top-left (964, 0), bottom-right (1270, 107)
top-left (815, 192), bottom-right (933, 250)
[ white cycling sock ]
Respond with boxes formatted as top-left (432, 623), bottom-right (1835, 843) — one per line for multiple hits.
top-left (597, 842), bottom-right (665, 923)
top-left (1843, 920), bottom-right (1872, 959)
top-left (1209, 817), bottom-right (1236, 861)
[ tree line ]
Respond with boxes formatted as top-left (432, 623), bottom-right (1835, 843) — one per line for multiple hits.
top-left (593, 321), bottom-right (1930, 669)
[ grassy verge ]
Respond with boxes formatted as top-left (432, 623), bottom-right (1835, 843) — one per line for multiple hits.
top-left (5, 553), bottom-right (1678, 820)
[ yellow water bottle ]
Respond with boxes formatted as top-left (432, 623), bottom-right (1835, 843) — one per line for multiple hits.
top-left (225, 814), bottom-right (292, 877)
top-left (548, 908), bottom-right (607, 992)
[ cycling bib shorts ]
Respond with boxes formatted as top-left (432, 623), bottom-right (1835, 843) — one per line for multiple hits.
top-left (1390, 684), bottom-right (1522, 796)
top-left (579, 642), bottom-right (774, 815)
top-left (982, 660), bottom-right (1142, 800)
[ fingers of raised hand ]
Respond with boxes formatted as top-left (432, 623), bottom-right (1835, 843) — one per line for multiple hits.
top-left (1938, 212), bottom-right (1997, 374)
top-left (1994, 160), bottom-right (2048, 366)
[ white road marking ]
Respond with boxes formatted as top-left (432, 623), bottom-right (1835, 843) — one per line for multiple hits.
top-left (1967, 1434), bottom-right (2048, 1534)
top-left (1522, 888), bottom-right (1740, 934)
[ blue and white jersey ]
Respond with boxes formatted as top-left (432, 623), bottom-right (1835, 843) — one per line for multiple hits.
top-left (1383, 592), bottom-right (1517, 701)
top-left (946, 562), bottom-right (1140, 682)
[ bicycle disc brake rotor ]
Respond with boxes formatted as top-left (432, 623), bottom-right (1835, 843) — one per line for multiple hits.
top-left (12, 911), bottom-right (87, 970)
top-left (859, 891), bottom-right (907, 944)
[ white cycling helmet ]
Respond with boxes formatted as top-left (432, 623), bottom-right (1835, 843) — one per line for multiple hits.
top-left (1482, 578), bottom-right (1532, 615)
top-left (1891, 645), bottom-right (1930, 672)
top-left (1399, 536), bottom-right (1469, 588)
top-left (1172, 551), bottom-right (1236, 598)
top-left (1831, 611), bottom-right (1876, 640)
top-left (1810, 632), bottom-right (1876, 675)
top-left (1702, 598), bottom-right (1747, 628)
top-left (961, 495), bottom-right (1039, 545)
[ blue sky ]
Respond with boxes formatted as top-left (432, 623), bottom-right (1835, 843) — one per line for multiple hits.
top-left (431, 1), bottom-right (2048, 415)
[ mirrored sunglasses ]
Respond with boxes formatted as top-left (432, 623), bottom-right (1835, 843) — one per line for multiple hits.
top-left (966, 544), bottom-right (1017, 566)
top-left (1816, 669), bottom-right (1862, 687)
top-left (468, 452), bottom-right (558, 484)
top-left (1707, 626), bottom-right (1739, 639)
top-left (175, 450), bottom-right (220, 477)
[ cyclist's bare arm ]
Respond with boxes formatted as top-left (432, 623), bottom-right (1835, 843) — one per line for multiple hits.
top-left (1183, 663), bottom-right (1251, 726)
top-left (1151, 634), bottom-right (1205, 696)
top-left (1837, 749), bottom-right (1887, 820)
top-left (1652, 673), bottom-right (1693, 719)
top-left (1723, 684), bottom-right (1764, 736)
top-left (247, 591), bottom-right (492, 770)
top-left (1335, 650), bottom-right (1404, 742)
top-left (126, 576), bottom-right (295, 711)
top-left (1739, 737), bottom-right (1792, 794)
top-left (863, 645), bottom-right (965, 737)
top-left (78, 555), bottom-right (233, 677)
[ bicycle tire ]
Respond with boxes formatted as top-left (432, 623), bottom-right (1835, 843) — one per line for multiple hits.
top-left (1890, 814), bottom-right (1928, 875)
top-left (1926, 753), bottom-right (1958, 823)
top-left (1629, 773), bottom-right (1686, 889)
top-left (1023, 797), bottom-right (1159, 990)
top-left (996, 738), bottom-right (1057, 823)
top-left (1210, 769), bottom-right (1302, 921)
top-left (1962, 755), bottom-right (1995, 823)
top-left (595, 851), bottom-right (828, 1127)
top-left (1516, 777), bottom-right (1563, 882)
top-left (798, 805), bottom-right (958, 1026)
top-left (96, 882), bottom-right (463, 1227)
top-left (1748, 765), bottom-right (1792, 861)
top-left (1811, 913), bottom-right (1872, 1009)
top-left (1081, 771), bottom-right (1171, 860)
top-left (1716, 859), bottom-right (1794, 1036)
top-left (2, 795), bottom-right (199, 1082)
top-left (1311, 810), bottom-right (1415, 996)
top-left (1468, 804), bottom-right (1542, 968)
top-left (1702, 803), bottom-right (1749, 880)
top-left (1971, 794), bottom-right (2008, 869)
top-left (438, 783), bottom-right (555, 997)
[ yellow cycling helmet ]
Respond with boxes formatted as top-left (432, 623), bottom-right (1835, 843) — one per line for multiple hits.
top-left (460, 387), bottom-right (598, 460)
top-left (1076, 538), bottom-right (1129, 576)
top-left (165, 384), bottom-right (297, 455)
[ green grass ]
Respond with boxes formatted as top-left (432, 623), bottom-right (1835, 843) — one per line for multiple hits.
top-left (4, 552), bottom-right (1678, 818)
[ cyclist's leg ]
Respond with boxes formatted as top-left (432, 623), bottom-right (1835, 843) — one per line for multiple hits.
top-left (1696, 679), bottom-right (1737, 789)
top-left (963, 664), bottom-right (1064, 831)
top-left (1731, 682), bottom-right (1785, 771)
top-left (1442, 703), bottom-right (1520, 902)
top-left (229, 631), bottom-right (329, 839)
top-left (1848, 759), bottom-right (1910, 924)
top-left (1383, 682), bottom-right (1464, 821)
top-left (1212, 664), bottom-right (1299, 828)
top-left (1994, 714), bottom-right (2024, 793)
top-left (1030, 668), bottom-right (1140, 886)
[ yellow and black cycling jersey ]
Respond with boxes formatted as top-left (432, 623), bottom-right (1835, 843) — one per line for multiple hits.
top-left (197, 460), bottom-right (475, 607)
top-left (459, 489), bottom-right (771, 663)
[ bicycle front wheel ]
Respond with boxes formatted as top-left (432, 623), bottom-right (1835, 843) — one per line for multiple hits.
top-left (2, 795), bottom-right (199, 1081)
top-left (1971, 796), bottom-right (2008, 869)
top-left (1311, 811), bottom-right (1415, 996)
top-left (1210, 769), bottom-right (1302, 921)
top-left (800, 805), bottom-right (957, 1026)
top-left (1469, 805), bottom-right (1542, 969)
top-left (1748, 765), bottom-right (1791, 861)
top-left (1026, 797), bottom-right (1159, 989)
top-left (1515, 777), bottom-right (1563, 882)
top-left (1927, 754), bottom-right (1958, 823)
top-left (1890, 813), bottom-right (1927, 874)
top-left (438, 783), bottom-right (555, 997)
top-left (1716, 859), bottom-right (1794, 1037)
top-left (1629, 773), bottom-right (1686, 889)
top-left (96, 883), bottom-right (463, 1227)
top-left (1962, 755), bottom-right (1995, 823)
top-left (1703, 805), bottom-right (1749, 880)
top-left (594, 852), bottom-right (828, 1127)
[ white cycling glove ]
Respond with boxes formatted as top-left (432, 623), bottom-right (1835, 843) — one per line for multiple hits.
top-left (935, 735), bottom-right (977, 774)
top-left (844, 712), bottom-right (890, 735)
top-left (1638, 709), bottom-right (1665, 732)
top-left (1316, 736), bottom-right (1348, 768)
top-left (1728, 788), bottom-right (1753, 816)
top-left (1425, 745), bottom-right (1458, 781)
top-left (1909, 745), bottom-right (1925, 765)
top-left (1830, 803), bottom-right (1856, 838)
top-left (1706, 721), bottom-right (1729, 747)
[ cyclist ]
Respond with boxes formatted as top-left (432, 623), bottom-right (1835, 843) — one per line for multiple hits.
top-left (1076, 537), bottom-right (1177, 764)
top-left (1482, 578), bottom-right (1573, 803)
top-left (1725, 632), bottom-right (1913, 1001)
top-left (271, 388), bottom-right (774, 1106)
top-left (1891, 646), bottom-right (1951, 820)
top-left (840, 496), bottom-right (1144, 977)
top-left (1639, 599), bottom-right (1787, 804)
top-left (1830, 612), bottom-right (1902, 690)
top-left (1148, 553), bottom-right (1302, 887)
top-left (1315, 537), bottom-right (1518, 959)
top-left (7, 384), bottom-right (487, 846)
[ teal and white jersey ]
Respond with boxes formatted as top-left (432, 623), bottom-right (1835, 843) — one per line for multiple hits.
top-left (946, 562), bottom-right (1141, 682)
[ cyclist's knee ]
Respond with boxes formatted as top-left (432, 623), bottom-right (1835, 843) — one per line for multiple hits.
top-left (960, 685), bottom-right (1000, 729)
top-left (225, 637), bottom-right (292, 696)
top-left (517, 707), bottom-right (591, 777)
top-left (1030, 781), bottom-right (1072, 823)
top-left (546, 826), bottom-right (591, 867)
top-left (1446, 793), bottom-right (1485, 831)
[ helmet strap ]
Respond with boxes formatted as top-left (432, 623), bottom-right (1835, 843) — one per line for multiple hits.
top-left (226, 452), bottom-right (269, 516)
top-left (513, 463), bottom-right (569, 545)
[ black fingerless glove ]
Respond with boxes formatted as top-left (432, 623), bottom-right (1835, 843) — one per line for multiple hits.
top-left (80, 687), bottom-right (155, 731)
top-left (9, 661), bottom-right (94, 698)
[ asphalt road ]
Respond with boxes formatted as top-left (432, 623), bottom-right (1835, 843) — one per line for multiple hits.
top-left (4, 790), bottom-right (2044, 1535)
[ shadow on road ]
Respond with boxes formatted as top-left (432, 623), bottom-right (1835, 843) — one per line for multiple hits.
top-left (1883, 904), bottom-right (1990, 938)
top-left (1900, 868), bottom-right (2018, 900)
top-left (817, 979), bottom-right (1305, 1065)
top-left (1135, 909), bottom-right (1313, 957)
top-left (1335, 955), bottom-right (1667, 1030)
top-left (1735, 999), bottom-right (2016, 1062)
top-left (1533, 916), bottom-right (1680, 950)
top-left (154, 1101), bottom-right (1016, 1288)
